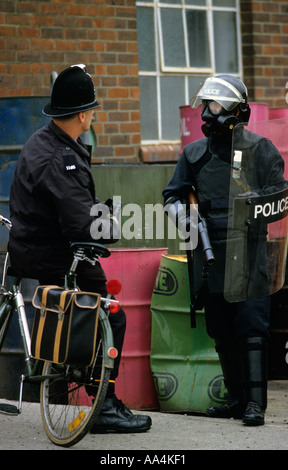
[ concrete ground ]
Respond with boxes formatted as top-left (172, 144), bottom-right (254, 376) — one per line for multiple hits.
top-left (0, 380), bottom-right (287, 453)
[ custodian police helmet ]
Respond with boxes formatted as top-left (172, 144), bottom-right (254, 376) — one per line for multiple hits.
top-left (43, 64), bottom-right (100, 118)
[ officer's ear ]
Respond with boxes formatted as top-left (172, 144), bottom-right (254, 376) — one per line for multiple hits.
top-left (78, 112), bottom-right (86, 124)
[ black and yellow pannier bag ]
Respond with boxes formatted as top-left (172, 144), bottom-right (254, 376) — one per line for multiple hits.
top-left (31, 286), bottom-right (101, 366)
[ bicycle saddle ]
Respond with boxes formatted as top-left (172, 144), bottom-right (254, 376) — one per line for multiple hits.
top-left (70, 241), bottom-right (110, 258)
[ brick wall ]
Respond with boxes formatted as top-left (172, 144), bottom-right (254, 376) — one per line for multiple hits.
top-left (0, 0), bottom-right (140, 163)
top-left (241, 1), bottom-right (288, 108)
top-left (1, 1), bottom-right (288, 163)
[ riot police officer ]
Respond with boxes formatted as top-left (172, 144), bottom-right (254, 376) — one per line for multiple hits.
top-left (163, 75), bottom-right (287, 426)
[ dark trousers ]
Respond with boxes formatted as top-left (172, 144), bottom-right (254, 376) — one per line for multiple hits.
top-left (204, 294), bottom-right (271, 341)
top-left (205, 294), bottom-right (270, 410)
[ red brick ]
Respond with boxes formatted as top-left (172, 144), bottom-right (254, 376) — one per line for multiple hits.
top-left (109, 112), bottom-right (129, 122)
top-left (99, 7), bottom-right (115, 17)
top-left (54, 40), bottom-right (77, 51)
top-left (65, 5), bottom-right (87, 16)
top-left (1, 26), bottom-right (18, 37)
top-left (108, 88), bottom-right (129, 99)
top-left (96, 111), bottom-right (108, 122)
top-left (1, 0), bottom-right (286, 162)
top-left (107, 65), bottom-right (128, 75)
top-left (114, 146), bottom-right (136, 157)
top-left (120, 122), bottom-right (141, 134)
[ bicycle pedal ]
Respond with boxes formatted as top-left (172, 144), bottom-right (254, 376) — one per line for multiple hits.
top-left (0, 403), bottom-right (20, 416)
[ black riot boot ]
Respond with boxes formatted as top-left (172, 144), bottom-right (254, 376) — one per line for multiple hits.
top-left (206, 340), bottom-right (243, 419)
top-left (90, 381), bottom-right (152, 434)
top-left (240, 337), bottom-right (267, 426)
top-left (89, 394), bottom-right (152, 433)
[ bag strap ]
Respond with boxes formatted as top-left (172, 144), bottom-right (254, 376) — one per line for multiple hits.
top-left (53, 290), bottom-right (70, 363)
top-left (35, 286), bottom-right (54, 359)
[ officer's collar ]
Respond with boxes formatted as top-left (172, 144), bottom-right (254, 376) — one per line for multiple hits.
top-left (49, 121), bottom-right (92, 162)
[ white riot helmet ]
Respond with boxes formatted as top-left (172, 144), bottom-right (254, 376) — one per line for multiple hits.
top-left (190, 75), bottom-right (251, 136)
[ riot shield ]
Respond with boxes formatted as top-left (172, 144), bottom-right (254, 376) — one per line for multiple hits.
top-left (224, 119), bottom-right (288, 302)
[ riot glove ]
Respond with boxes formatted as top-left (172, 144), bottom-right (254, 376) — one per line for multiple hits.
top-left (164, 196), bottom-right (198, 242)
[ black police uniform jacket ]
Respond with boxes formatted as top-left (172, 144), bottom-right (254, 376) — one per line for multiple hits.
top-left (9, 121), bottom-right (107, 282)
top-left (163, 127), bottom-right (287, 298)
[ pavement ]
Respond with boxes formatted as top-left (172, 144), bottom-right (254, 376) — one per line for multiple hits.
top-left (0, 380), bottom-right (287, 455)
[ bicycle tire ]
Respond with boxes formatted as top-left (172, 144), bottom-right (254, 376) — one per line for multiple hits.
top-left (0, 300), bottom-right (14, 352)
top-left (39, 313), bottom-right (111, 447)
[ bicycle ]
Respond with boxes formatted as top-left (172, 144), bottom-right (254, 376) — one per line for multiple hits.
top-left (0, 214), bottom-right (119, 447)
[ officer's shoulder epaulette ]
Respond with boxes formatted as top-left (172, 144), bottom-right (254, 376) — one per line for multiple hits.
top-left (183, 137), bottom-right (208, 164)
top-left (62, 148), bottom-right (79, 173)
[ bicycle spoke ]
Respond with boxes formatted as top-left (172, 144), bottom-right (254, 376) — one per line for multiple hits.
top-left (40, 319), bottom-right (110, 447)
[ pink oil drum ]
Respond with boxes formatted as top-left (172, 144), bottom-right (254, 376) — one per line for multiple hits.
top-left (179, 105), bottom-right (203, 149)
top-left (269, 108), bottom-right (288, 120)
top-left (101, 247), bottom-right (168, 410)
top-left (248, 102), bottom-right (269, 124)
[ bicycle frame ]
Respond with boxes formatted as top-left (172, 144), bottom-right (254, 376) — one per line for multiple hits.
top-left (0, 215), bottom-right (120, 446)
top-left (0, 256), bottom-right (56, 413)
top-left (0, 223), bottom-right (117, 416)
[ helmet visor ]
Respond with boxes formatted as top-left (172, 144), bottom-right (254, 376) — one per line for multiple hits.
top-left (190, 77), bottom-right (246, 111)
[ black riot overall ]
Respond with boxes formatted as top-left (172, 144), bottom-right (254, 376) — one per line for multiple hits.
top-left (163, 128), bottom-right (287, 424)
top-left (192, 137), bottom-right (271, 341)
top-left (194, 136), bottom-right (270, 422)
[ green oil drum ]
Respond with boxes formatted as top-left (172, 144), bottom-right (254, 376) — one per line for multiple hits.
top-left (150, 254), bottom-right (227, 413)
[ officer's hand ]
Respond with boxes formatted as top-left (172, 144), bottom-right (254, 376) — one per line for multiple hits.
top-left (177, 211), bottom-right (198, 239)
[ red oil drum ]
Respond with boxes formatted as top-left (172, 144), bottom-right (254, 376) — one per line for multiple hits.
top-left (179, 105), bottom-right (202, 150)
top-left (248, 117), bottom-right (288, 179)
top-left (247, 102), bottom-right (269, 126)
top-left (100, 247), bottom-right (168, 410)
top-left (269, 108), bottom-right (288, 120)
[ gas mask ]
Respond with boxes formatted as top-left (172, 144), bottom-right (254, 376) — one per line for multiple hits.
top-left (201, 100), bottom-right (240, 137)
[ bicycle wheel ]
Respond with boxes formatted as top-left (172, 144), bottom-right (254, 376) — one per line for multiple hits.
top-left (40, 314), bottom-right (112, 447)
top-left (0, 299), bottom-right (13, 352)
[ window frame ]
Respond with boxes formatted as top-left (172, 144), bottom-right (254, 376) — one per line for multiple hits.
top-left (136, 0), bottom-right (242, 145)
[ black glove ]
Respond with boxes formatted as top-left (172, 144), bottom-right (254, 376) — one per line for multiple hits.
top-left (164, 197), bottom-right (197, 241)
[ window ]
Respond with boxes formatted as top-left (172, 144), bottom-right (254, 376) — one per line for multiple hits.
top-left (136, 0), bottom-right (241, 144)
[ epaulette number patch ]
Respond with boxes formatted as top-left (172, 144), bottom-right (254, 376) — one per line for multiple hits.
top-left (63, 154), bottom-right (78, 173)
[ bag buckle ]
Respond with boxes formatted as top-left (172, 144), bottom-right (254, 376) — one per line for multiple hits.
top-left (58, 311), bottom-right (64, 321)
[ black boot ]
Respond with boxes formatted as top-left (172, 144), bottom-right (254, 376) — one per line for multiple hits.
top-left (90, 394), bottom-right (152, 433)
top-left (206, 339), bottom-right (243, 419)
top-left (240, 337), bottom-right (267, 426)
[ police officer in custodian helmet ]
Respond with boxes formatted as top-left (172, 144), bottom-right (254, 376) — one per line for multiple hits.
top-left (163, 75), bottom-right (288, 426)
top-left (9, 65), bottom-right (152, 434)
